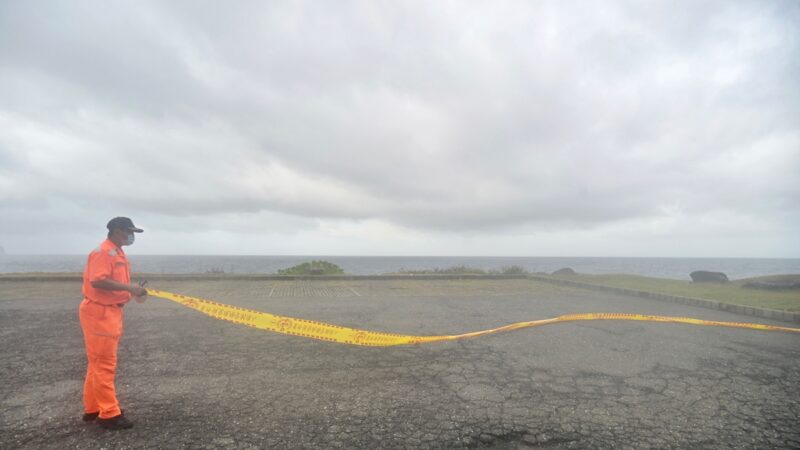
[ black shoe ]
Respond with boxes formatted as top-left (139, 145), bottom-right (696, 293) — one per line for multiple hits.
top-left (97, 414), bottom-right (133, 430)
top-left (82, 409), bottom-right (123, 422)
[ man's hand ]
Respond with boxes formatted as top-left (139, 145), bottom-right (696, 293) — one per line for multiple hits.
top-left (129, 285), bottom-right (147, 297)
top-left (132, 280), bottom-right (148, 303)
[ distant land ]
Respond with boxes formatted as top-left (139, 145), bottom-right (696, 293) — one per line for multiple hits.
top-left (1, 255), bottom-right (799, 280)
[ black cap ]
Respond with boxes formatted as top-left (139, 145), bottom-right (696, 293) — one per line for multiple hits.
top-left (106, 217), bottom-right (144, 233)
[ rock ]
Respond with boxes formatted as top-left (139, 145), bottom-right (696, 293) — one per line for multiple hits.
top-left (521, 433), bottom-right (539, 445)
top-left (211, 437), bottom-right (235, 446)
top-left (690, 271), bottom-right (728, 283)
top-left (552, 267), bottom-right (576, 276)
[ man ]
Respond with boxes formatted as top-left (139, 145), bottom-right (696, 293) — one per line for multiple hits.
top-left (79, 217), bottom-right (147, 430)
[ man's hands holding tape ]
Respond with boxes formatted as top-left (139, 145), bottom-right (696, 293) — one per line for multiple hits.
top-left (132, 280), bottom-right (148, 303)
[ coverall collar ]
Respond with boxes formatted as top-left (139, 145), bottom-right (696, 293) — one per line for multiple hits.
top-left (104, 238), bottom-right (126, 256)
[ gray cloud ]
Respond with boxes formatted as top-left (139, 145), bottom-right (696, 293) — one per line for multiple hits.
top-left (0, 0), bottom-right (798, 255)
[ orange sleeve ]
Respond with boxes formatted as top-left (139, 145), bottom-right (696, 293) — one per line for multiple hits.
top-left (87, 249), bottom-right (114, 283)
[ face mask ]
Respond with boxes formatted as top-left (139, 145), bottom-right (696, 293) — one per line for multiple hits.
top-left (125, 232), bottom-right (135, 246)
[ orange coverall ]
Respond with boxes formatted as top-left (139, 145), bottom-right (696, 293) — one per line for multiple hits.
top-left (79, 239), bottom-right (132, 419)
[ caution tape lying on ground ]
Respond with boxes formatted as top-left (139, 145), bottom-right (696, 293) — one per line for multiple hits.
top-left (147, 289), bottom-right (800, 347)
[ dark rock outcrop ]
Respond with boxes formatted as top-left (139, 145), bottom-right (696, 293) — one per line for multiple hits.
top-left (690, 271), bottom-right (728, 283)
top-left (552, 267), bottom-right (576, 276)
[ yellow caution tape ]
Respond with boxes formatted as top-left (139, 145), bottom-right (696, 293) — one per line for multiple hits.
top-left (147, 289), bottom-right (800, 347)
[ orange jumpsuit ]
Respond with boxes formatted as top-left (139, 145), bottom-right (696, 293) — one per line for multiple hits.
top-left (79, 239), bottom-right (131, 419)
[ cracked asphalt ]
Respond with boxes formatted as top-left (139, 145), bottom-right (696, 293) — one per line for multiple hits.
top-left (1, 278), bottom-right (799, 449)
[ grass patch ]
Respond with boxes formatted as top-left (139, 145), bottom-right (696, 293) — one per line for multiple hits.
top-left (393, 265), bottom-right (530, 275)
top-left (277, 260), bottom-right (345, 276)
top-left (396, 265), bottom-right (487, 275)
top-left (554, 273), bottom-right (800, 312)
top-left (497, 265), bottom-right (529, 275)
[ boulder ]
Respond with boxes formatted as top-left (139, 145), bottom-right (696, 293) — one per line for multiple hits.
top-left (690, 270), bottom-right (728, 283)
top-left (552, 267), bottom-right (576, 276)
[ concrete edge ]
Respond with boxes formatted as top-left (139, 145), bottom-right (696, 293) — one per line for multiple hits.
top-left (527, 275), bottom-right (800, 324)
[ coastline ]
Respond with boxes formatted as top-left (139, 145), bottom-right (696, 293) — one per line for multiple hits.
top-left (2, 272), bottom-right (798, 320)
top-left (2, 255), bottom-right (799, 280)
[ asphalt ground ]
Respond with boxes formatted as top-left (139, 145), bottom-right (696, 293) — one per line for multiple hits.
top-left (1, 278), bottom-right (799, 449)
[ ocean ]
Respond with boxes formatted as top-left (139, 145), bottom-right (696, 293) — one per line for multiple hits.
top-left (0, 255), bottom-right (798, 280)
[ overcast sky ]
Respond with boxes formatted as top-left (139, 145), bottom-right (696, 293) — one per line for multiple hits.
top-left (0, 1), bottom-right (798, 256)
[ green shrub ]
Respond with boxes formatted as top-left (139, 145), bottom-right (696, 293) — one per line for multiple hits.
top-left (277, 260), bottom-right (345, 275)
